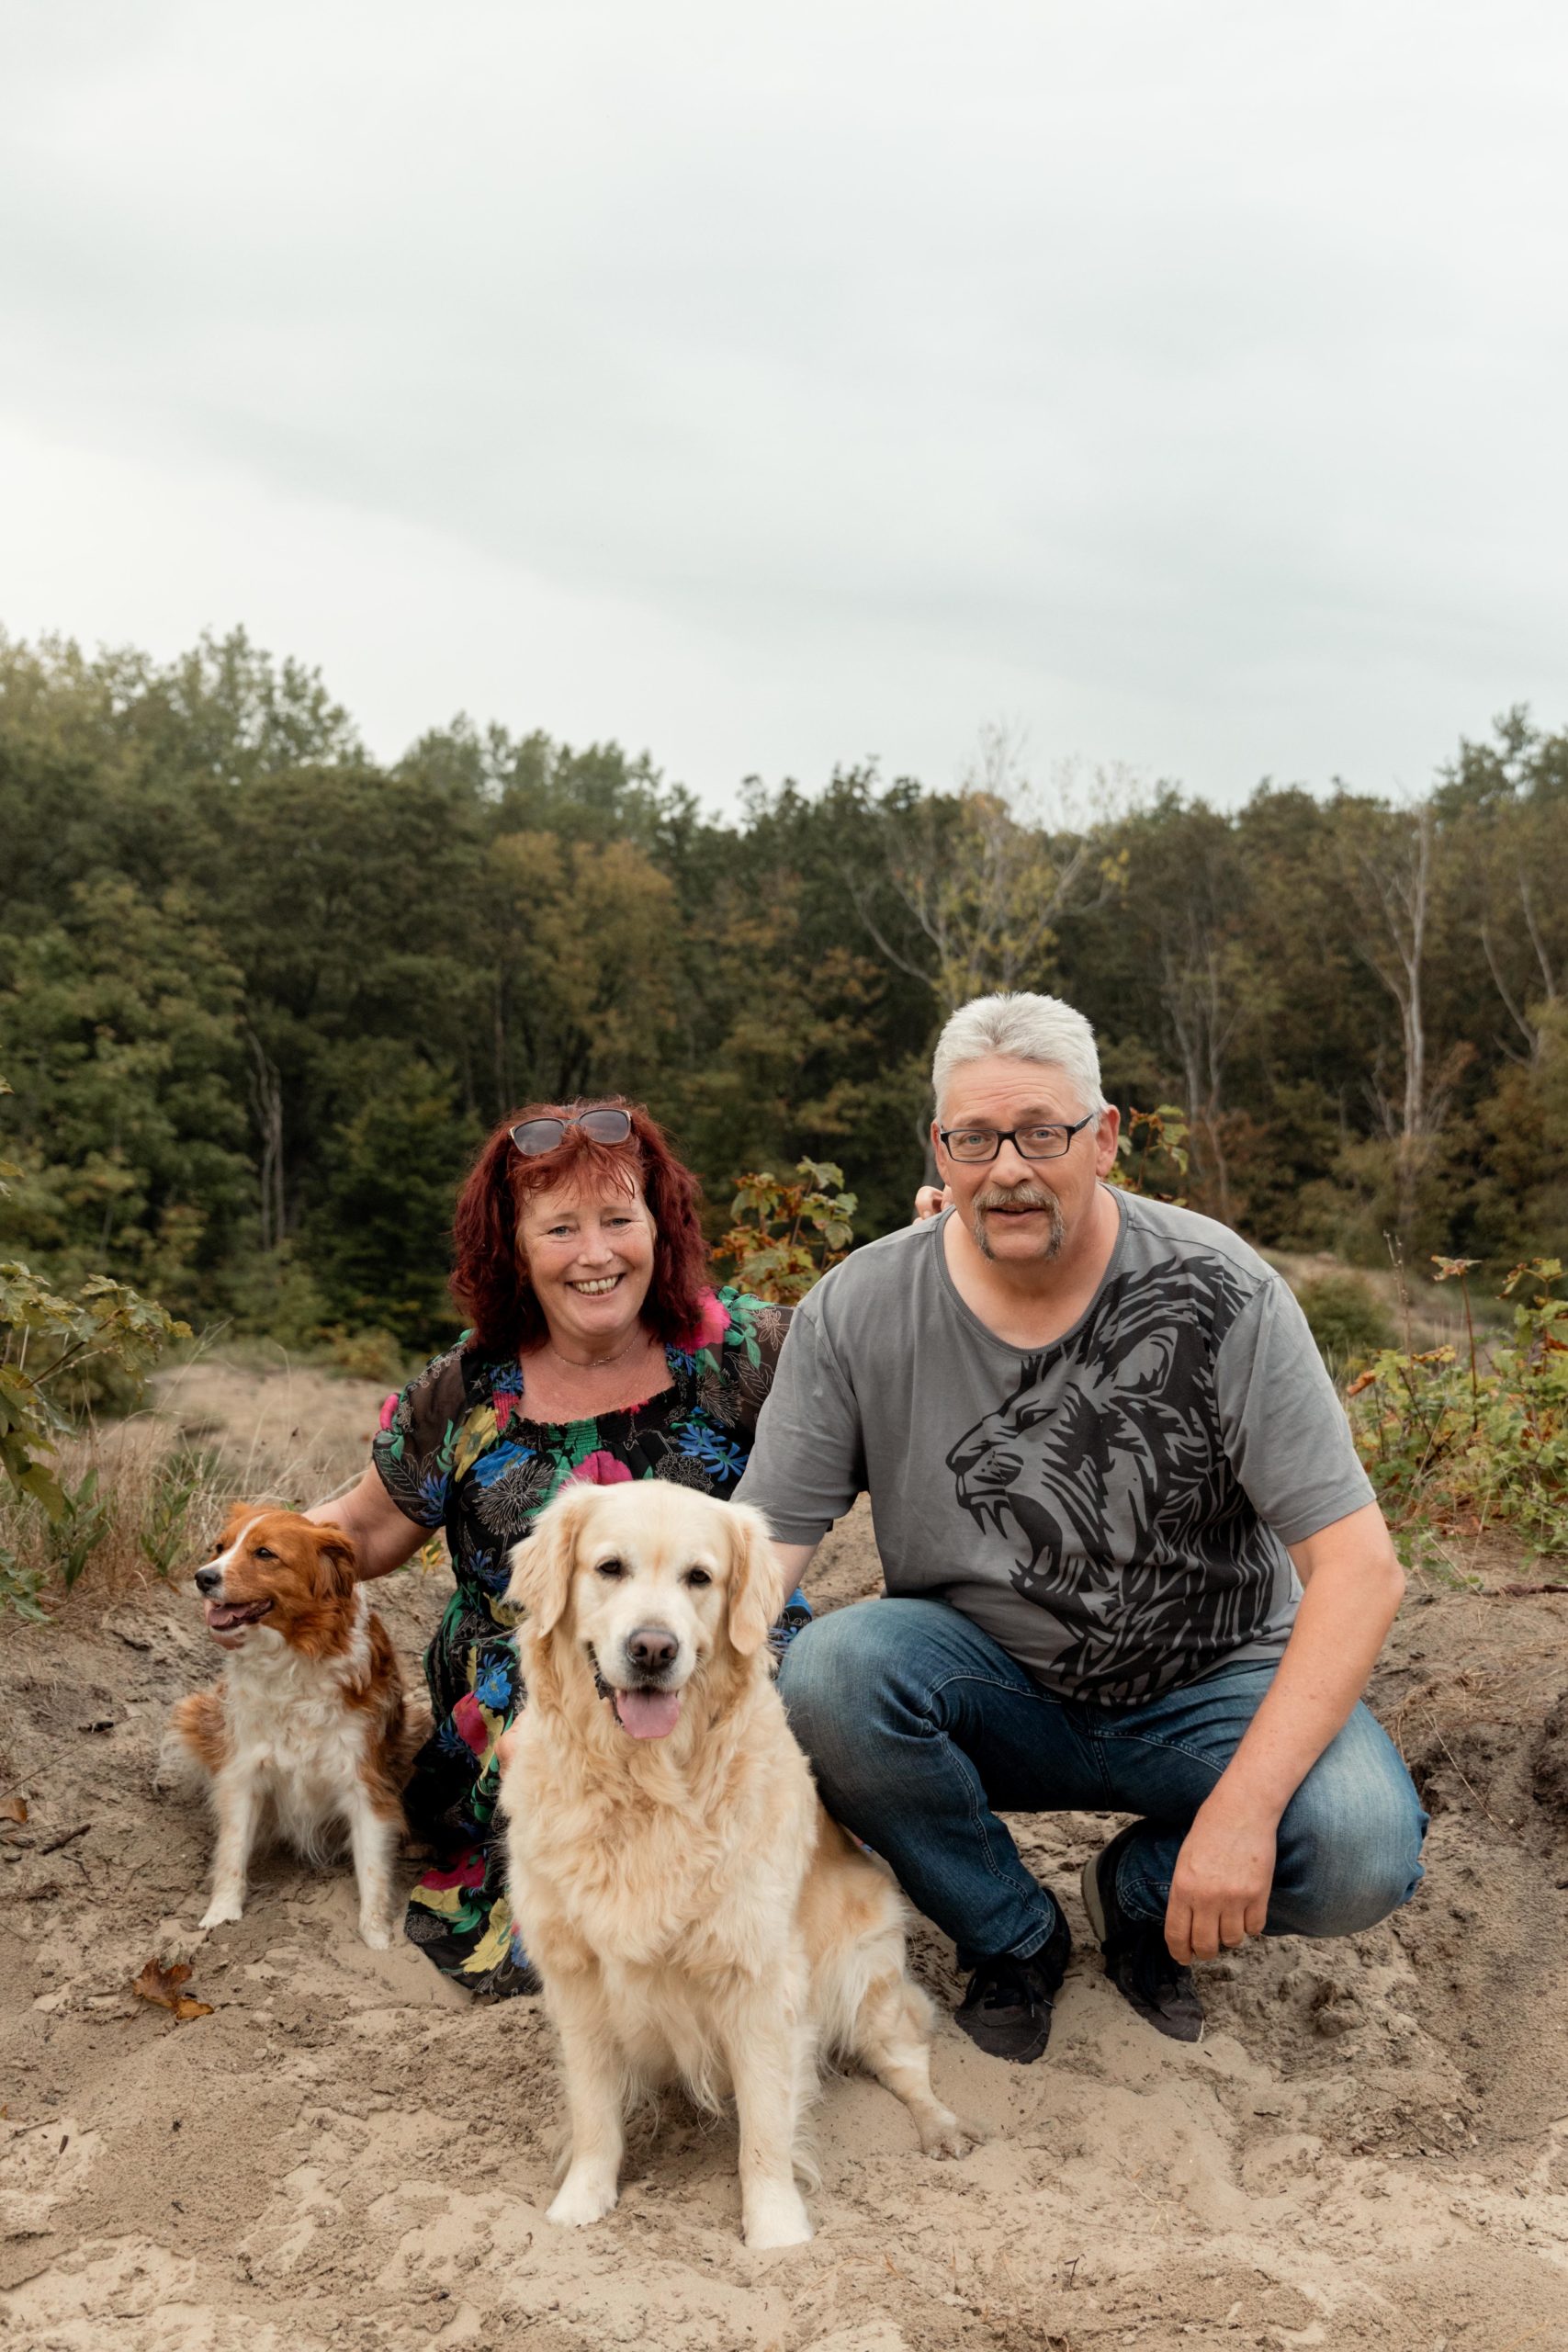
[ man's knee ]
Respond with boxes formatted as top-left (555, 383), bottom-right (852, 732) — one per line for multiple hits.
top-left (778, 1600), bottom-right (914, 1743)
top-left (775, 1600), bottom-right (957, 1798)
top-left (1271, 1721), bottom-right (1427, 1938)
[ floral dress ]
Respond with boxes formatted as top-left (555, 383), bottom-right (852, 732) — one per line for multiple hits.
top-left (371, 1286), bottom-right (809, 1996)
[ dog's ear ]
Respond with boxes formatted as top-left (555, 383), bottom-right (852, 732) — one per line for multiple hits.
top-left (506, 1483), bottom-right (594, 1635)
top-left (310, 1521), bottom-right (358, 1600)
top-left (724, 1503), bottom-right (786, 1659)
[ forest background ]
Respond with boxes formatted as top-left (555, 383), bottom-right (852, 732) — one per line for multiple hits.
top-left (2, 624), bottom-right (1565, 1370)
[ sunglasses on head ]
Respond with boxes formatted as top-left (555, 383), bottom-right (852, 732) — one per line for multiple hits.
top-left (508, 1106), bottom-right (635, 1157)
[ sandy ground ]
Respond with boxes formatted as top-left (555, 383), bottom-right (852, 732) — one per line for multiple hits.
top-left (4, 1359), bottom-right (1568, 2351)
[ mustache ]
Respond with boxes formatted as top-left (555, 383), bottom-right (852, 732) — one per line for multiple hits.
top-left (969, 1179), bottom-right (1066, 1264)
top-left (972, 1183), bottom-right (1059, 1213)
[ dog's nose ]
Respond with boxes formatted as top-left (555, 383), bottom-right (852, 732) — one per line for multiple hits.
top-left (195, 1565), bottom-right (222, 1595)
top-left (626, 1625), bottom-right (679, 1675)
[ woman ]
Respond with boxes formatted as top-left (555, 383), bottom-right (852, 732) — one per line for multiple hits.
top-left (310, 1098), bottom-right (809, 1997)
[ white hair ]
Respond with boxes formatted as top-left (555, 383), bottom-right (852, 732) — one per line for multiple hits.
top-left (931, 991), bottom-right (1108, 1119)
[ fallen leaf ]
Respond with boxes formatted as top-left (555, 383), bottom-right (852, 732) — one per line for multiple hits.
top-left (134, 1956), bottom-right (189, 1997)
top-left (0, 1796), bottom-right (28, 1825)
top-left (131, 1958), bottom-right (213, 2023)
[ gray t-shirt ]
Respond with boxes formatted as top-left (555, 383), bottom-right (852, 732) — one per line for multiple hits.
top-left (734, 1190), bottom-right (1374, 1706)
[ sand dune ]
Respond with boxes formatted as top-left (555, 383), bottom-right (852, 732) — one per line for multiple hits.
top-left (4, 1359), bottom-right (1567, 2350)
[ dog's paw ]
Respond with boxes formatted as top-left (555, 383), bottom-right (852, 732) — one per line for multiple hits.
top-left (919, 2105), bottom-right (980, 2159)
top-left (547, 2170), bottom-right (619, 2228)
top-left (742, 2187), bottom-right (813, 2251)
top-left (198, 1896), bottom-right (243, 1930)
top-left (358, 1919), bottom-right (393, 1951)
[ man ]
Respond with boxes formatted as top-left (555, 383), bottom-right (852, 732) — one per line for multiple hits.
top-left (734, 990), bottom-right (1425, 2064)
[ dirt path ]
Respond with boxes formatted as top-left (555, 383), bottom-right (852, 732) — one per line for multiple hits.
top-left (4, 1362), bottom-right (1568, 2350)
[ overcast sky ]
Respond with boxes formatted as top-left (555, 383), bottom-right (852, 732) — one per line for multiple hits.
top-left (3, 1), bottom-right (1564, 811)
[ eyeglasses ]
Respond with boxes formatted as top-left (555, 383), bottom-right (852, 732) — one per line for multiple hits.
top-left (938, 1115), bottom-right (1095, 1164)
top-left (509, 1107), bottom-right (634, 1156)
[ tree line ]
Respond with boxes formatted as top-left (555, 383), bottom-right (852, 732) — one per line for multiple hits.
top-left (1, 628), bottom-right (1563, 1356)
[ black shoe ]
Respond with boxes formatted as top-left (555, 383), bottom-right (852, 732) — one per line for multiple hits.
top-left (1081, 1825), bottom-right (1204, 2044)
top-left (954, 1914), bottom-right (1071, 2064)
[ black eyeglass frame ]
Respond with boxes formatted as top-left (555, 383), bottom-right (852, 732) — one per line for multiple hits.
top-left (509, 1107), bottom-right (635, 1157)
top-left (937, 1114), bottom-right (1096, 1164)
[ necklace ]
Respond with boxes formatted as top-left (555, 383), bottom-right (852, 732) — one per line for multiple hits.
top-left (544, 1327), bottom-right (651, 1374)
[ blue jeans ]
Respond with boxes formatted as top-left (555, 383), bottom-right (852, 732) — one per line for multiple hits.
top-left (776, 1599), bottom-right (1427, 1967)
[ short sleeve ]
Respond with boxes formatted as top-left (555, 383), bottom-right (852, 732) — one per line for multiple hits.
top-left (1216, 1278), bottom-right (1376, 1545)
top-left (732, 1283), bottom-right (864, 1545)
top-left (692, 1290), bottom-right (794, 1440)
top-left (372, 1342), bottom-right (471, 1530)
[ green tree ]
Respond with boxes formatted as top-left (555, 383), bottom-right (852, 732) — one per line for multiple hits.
top-left (0, 877), bottom-right (249, 1306)
top-left (304, 1050), bottom-right (479, 1351)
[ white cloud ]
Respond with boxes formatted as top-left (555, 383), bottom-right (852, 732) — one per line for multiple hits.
top-left (1, 0), bottom-right (1564, 805)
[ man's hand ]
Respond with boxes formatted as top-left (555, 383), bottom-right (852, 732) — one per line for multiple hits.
top-left (1164, 1788), bottom-right (1278, 1964)
top-left (1161, 1501), bottom-right (1404, 1966)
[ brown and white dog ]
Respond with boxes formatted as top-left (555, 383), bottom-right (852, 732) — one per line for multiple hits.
top-left (158, 1505), bottom-right (424, 1947)
top-left (499, 1480), bottom-right (973, 2252)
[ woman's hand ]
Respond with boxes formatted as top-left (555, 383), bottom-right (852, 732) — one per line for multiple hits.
top-left (305, 1464), bottom-right (428, 1580)
top-left (913, 1184), bottom-right (951, 1222)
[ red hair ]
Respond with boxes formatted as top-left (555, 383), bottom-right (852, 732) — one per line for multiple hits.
top-left (450, 1096), bottom-right (711, 1356)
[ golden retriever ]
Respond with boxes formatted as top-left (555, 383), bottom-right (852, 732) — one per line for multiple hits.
top-left (498, 1479), bottom-right (972, 2250)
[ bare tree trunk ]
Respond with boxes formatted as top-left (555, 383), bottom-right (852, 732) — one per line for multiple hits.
top-left (244, 1026), bottom-right (286, 1252)
top-left (493, 976), bottom-right (510, 1119)
top-left (1160, 928), bottom-right (1237, 1224)
top-left (1351, 804), bottom-right (1441, 1247)
top-left (1480, 861), bottom-right (1560, 1066)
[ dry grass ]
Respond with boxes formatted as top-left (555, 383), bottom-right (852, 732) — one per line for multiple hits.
top-left (3, 1421), bottom-right (301, 1613)
top-left (0, 1351), bottom-right (391, 1618)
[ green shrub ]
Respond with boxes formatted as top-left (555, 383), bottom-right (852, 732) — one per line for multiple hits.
top-left (1295, 1273), bottom-right (1395, 1370)
top-left (319, 1325), bottom-right (409, 1385)
top-left (1, 1079), bottom-right (189, 1614)
top-left (715, 1160), bottom-right (857, 1304)
top-left (1348, 1258), bottom-right (1568, 1554)
top-left (1, 1257), bottom-right (188, 1617)
top-left (1108, 1104), bottom-right (1190, 1203)
top-left (218, 1244), bottom-right (333, 1351)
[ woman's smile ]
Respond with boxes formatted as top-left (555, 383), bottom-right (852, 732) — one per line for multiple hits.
top-left (517, 1177), bottom-right (660, 1359)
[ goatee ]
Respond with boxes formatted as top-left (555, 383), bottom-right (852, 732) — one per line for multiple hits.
top-left (971, 1184), bottom-right (1066, 1262)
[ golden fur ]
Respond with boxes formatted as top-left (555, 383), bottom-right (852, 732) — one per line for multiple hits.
top-left (160, 1505), bottom-right (426, 1946)
top-left (499, 1480), bottom-right (973, 2251)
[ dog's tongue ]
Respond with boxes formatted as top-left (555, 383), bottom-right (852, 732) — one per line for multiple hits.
top-left (613, 1688), bottom-right (682, 1740)
top-left (204, 1599), bottom-right (267, 1634)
